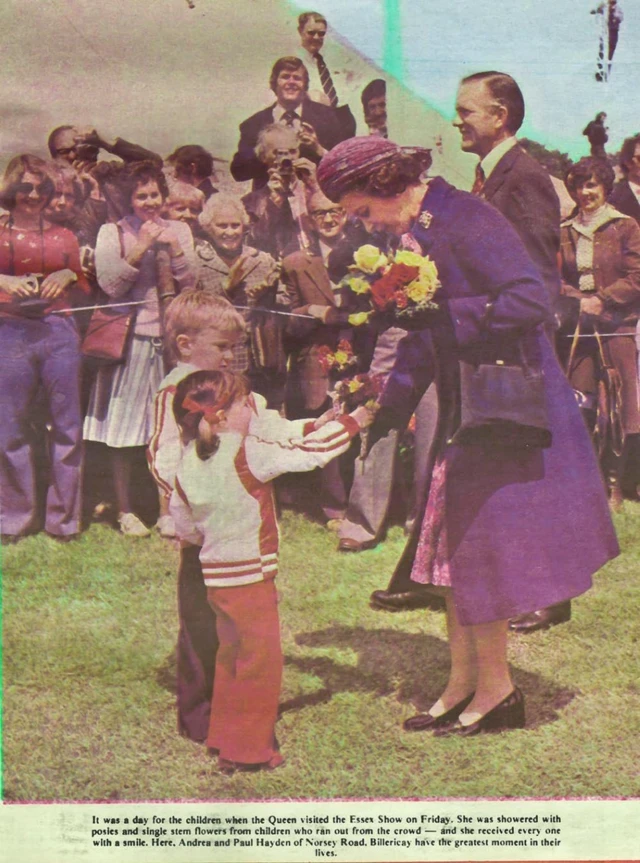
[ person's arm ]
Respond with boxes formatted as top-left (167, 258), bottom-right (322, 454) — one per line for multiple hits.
top-left (444, 197), bottom-right (551, 348)
top-left (230, 119), bottom-right (267, 184)
top-left (167, 221), bottom-right (197, 292)
top-left (597, 221), bottom-right (640, 308)
top-left (109, 137), bottom-right (163, 167)
top-left (505, 169), bottom-right (561, 295)
top-left (170, 476), bottom-right (205, 546)
top-left (40, 229), bottom-right (91, 300)
top-left (94, 223), bottom-right (140, 298)
top-left (246, 414), bottom-right (364, 483)
top-left (147, 387), bottom-right (181, 501)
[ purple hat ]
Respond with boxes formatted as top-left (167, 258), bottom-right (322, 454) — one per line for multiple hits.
top-left (317, 136), bottom-right (432, 202)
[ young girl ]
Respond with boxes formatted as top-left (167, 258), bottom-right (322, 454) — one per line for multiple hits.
top-left (170, 370), bottom-right (368, 774)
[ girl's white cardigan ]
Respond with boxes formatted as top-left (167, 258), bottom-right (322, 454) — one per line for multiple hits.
top-left (170, 413), bottom-right (359, 588)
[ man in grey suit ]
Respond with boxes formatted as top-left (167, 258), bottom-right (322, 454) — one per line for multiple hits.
top-left (372, 72), bottom-right (567, 630)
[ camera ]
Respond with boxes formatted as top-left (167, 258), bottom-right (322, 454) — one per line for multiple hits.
top-left (275, 157), bottom-right (294, 173)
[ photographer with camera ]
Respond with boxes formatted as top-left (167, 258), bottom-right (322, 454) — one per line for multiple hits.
top-left (230, 56), bottom-right (348, 192)
top-left (243, 123), bottom-right (319, 260)
top-left (48, 124), bottom-right (163, 223)
top-left (0, 154), bottom-right (90, 544)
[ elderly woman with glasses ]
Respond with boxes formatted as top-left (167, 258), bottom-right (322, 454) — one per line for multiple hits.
top-left (0, 154), bottom-right (90, 543)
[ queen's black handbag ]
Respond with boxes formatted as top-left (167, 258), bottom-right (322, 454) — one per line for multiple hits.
top-left (451, 340), bottom-right (552, 449)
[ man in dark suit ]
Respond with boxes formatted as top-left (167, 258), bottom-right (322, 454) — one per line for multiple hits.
top-left (609, 134), bottom-right (640, 225)
top-left (371, 72), bottom-right (567, 631)
top-left (453, 71), bottom-right (561, 312)
top-left (231, 56), bottom-right (348, 191)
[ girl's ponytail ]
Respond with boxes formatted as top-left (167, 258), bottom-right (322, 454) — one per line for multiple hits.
top-left (195, 415), bottom-right (220, 461)
top-left (173, 370), bottom-right (250, 461)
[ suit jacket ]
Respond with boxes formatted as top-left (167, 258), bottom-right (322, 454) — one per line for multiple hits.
top-left (479, 145), bottom-right (561, 308)
top-left (242, 186), bottom-right (304, 260)
top-left (282, 249), bottom-right (348, 410)
top-left (231, 100), bottom-right (347, 190)
top-left (609, 180), bottom-right (640, 226)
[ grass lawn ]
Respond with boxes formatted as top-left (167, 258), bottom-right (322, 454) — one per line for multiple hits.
top-left (2, 504), bottom-right (639, 802)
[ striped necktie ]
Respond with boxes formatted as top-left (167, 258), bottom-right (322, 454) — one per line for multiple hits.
top-left (471, 163), bottom-right (485, 196)
top-left (315, 53), bottom-right (338, 108)
top-left (282, 111), bottom-right (298, 127)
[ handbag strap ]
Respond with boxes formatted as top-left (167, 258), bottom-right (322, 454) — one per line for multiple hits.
top-left (566, 320), bottom-right (581, 375)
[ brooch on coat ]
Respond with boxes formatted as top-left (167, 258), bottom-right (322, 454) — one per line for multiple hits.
top-left (418, 211), bottom-right (433, 230)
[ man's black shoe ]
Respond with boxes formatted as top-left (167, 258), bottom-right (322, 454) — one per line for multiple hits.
top-left (370, 589), bottom-right (445, 612)
top-left (509, 600), bottom-right (571, 634)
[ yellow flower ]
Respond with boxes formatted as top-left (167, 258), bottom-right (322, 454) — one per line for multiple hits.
top-left (406, 271), bottom-right (440, 303)
top-left (405, 278), bottom-right (429, 303)
top-left (345, 276), bottom-right (371, 295)
top-left (348, 379), bottom-right (363, 393)
top-left (348, 312), bottom-right (371, 327)
top-left (418, 256), bottom-right (439, 286)
top-left (334, 350), bottom-right (349, 366)
top-left (353, 244), bottom-right (388, 274)
top-left (394, 250), bottom-right (424, 268)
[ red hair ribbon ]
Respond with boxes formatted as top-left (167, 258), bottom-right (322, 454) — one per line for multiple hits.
top-left (181, 395), bottom-right (227, 426)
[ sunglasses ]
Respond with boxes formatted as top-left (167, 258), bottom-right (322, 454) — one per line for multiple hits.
top-left (16, 182), bottom-right (49, 196)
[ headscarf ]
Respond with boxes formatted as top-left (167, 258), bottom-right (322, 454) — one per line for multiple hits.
top-left (317, 137), bottom-right (432, 202)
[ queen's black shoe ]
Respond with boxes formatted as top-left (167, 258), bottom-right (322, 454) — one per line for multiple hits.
top-left (432, 687), bottom-right (525, 737)
top-left (403, 692), bottom-right (475, 732)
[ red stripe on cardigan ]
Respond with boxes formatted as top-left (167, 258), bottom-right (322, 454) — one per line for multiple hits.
top-left (234, 443), bottom-right (279, 561)
top-left (147, 385), bottom-right (176, 498)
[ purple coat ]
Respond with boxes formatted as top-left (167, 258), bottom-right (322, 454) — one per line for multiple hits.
top-left (381, 178), bottom-right (618, 625)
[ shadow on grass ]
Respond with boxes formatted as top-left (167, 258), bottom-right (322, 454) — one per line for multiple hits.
top-left (288, 626), bottom-right (577, 730)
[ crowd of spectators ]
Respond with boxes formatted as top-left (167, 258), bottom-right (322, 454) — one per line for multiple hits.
top-left (1, 10), bottom-right (639, 559)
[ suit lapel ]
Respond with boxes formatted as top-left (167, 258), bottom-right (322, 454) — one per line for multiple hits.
top-left (481, 146), bottom-right (520, 201)
top-left (298, 252), bottom-right (335, 305)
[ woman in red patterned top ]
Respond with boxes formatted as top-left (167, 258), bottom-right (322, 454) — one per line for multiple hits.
top-left (0, 154), bottom-right (89, 543)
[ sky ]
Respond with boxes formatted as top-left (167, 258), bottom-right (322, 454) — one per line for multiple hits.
top-left (291, 0), bottom-right (640, 158)
top-left (1, 0), bottom-right (638, 168)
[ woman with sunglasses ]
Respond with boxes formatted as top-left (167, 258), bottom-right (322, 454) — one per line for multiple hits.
top-left (0, 154), bottom-right (89, 543)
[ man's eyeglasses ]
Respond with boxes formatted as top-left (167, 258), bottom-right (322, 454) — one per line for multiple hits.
top-left (16, 182), bottom-right (49, 196)
top-left (310, 208), bottom-right (343, 219)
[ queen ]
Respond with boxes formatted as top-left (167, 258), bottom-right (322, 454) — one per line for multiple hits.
top-left (317, 137), bottom-right (618, 737)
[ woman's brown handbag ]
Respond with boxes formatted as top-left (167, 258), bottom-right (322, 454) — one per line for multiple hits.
top-left (452, 340), bottom-right (552, 449)
top-left (81, 304), bottom-right (136, 364)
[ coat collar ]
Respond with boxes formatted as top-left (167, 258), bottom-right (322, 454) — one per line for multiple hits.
top-left (197, 242), bottom-right (262, 276)
top-left (409, 177), bottom-right (451, 251)
top-left (562, 203), bottom-right (629, 236)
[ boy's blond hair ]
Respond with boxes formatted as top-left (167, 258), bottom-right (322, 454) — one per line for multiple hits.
top-left (164, 180), bottom-right (205, 209)
top-left (164, 291), bottom-right (246, 362)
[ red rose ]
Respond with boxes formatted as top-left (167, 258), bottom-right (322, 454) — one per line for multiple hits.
top-left (370, 263), bottom-right (419, 311)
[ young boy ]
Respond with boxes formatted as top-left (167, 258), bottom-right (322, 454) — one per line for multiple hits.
top-left (148, 290), bottom-right (339, 743)
top-left (148, 290), bottom-right (247, 743)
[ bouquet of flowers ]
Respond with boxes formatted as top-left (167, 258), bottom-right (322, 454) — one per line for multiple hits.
top-left (340, 244), bottom-right (440, 330)
top-left (316, 339), bottom-right (358, 376)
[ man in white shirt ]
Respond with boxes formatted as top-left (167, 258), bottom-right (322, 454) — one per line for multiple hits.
top-left (296, 11), bottom-right (356, 138)
top-left (231, 56), bottom-right (347, 191)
